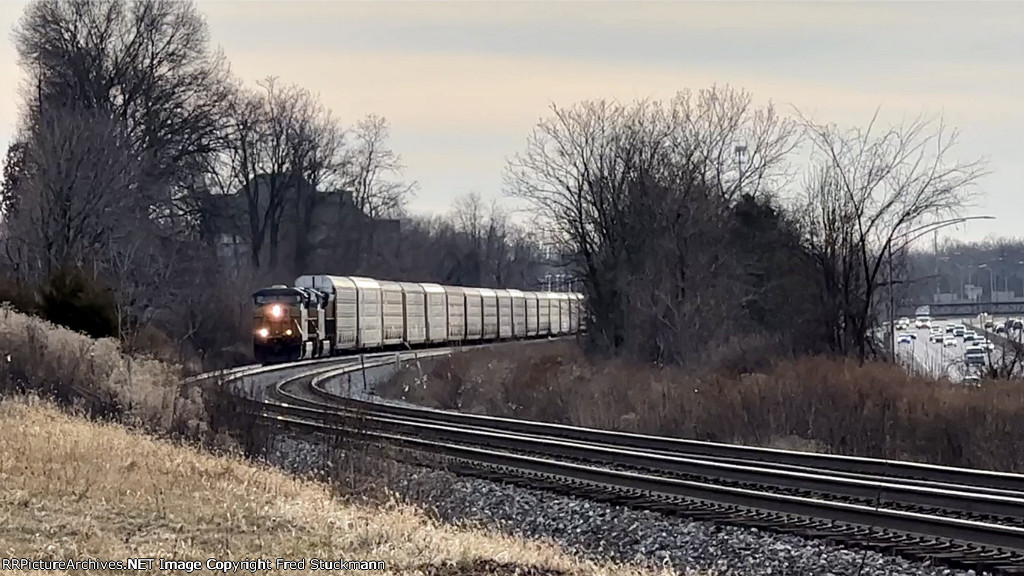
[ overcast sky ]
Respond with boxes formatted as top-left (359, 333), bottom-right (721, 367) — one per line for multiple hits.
top-left (1, 0), bottom-right (1022, 244)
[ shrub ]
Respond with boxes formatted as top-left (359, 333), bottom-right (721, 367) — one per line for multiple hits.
top-left (38, 266), bottom-right (118, 339)
top-left (0, 305), bottom-right (211, 437)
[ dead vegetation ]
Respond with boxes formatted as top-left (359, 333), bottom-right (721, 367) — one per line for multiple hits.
top-left (0, 305), bottom-right (225, 442)
top-left (0, 396), bottom-right (684, 576)
top-left (379, 341), bottom-right (1024, 472)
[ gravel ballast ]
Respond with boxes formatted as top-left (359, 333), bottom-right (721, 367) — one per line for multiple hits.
top-left (263, 431), bottom-right (988, 576)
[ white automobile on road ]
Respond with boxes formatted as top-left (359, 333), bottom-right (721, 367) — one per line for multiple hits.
top-left (964, 345), bottom-right (986, 366)
top-left (943, 336), bottom-right (958, 347)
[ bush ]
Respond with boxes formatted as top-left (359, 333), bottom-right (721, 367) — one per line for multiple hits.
top-left (0, 305), bottom-right (212, 437)
top-left (38, 266), bottom-right (118, 339)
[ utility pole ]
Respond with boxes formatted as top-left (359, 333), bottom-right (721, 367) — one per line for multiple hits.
top-left (888, 241), bottom-right (896, 362)
top-left (933, 229), bottom-right (939, 302)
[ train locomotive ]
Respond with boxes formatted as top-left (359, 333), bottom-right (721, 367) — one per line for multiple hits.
top-left (252, 274), bottom-right (586, 364)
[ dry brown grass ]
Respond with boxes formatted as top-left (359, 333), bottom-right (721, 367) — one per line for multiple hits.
top-left (0, 397), bottom-right (687, 576)
top-left (379, 341), bottom-right (1024, 472)
top-left (0, 305), bottom-right (212, 438)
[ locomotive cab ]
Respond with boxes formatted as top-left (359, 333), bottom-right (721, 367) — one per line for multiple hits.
top-left (252, 285), bottom-right (328, 363)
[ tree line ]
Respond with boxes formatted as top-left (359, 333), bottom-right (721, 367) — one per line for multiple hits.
top-left (0, 0), bottom-right (555, 366)
top-left (902, 239), bottom-right (1024, 303)
top-left (0, 0), bottom-right (992, 372)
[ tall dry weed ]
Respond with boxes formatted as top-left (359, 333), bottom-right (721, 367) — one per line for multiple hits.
top-left (0, 305), bottom-right (210, 437)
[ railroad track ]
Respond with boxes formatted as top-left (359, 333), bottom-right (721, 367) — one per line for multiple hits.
top-left (210, 349), bottom-right (1024, 574)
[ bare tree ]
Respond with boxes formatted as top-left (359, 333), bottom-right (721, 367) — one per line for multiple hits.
top-left (669, 85), bottom-right (801, 202)
top-left (307, 113), bottom-right (416, 275)
top-left (505, 90), bottom-right (800, 364)
top-left (13, 0), bottom-right (232, 235)
top-left (286, 90), bottom-right (345, 273)
top-left (6, 106), bottom-right (141, 279)
top-left (219, 77), bottom-right (326, 271)
top-left (799, 109), bottom-right (989, 361)
top-left (344, 114), bottom-right (416, 220)
top-left (444, 192), bottom-right (519, 286)
top-left (1, 140), bottom-right (28, 219)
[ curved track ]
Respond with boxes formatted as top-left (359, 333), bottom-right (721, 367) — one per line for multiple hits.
top-left (202, 346), bottom-right (1024, 574)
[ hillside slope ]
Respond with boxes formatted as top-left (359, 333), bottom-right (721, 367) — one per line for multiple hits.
top-left (0, 397), bottom-right (678, 576)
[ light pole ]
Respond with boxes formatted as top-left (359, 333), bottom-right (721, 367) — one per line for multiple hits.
top-left (885, 215), bottom-right (996, 361)
top-left (978, 263), bottom-right (990, 301)
top-left (734, 144), bottom-right (747, 197)
top-left (1018, 261), bottom-right (1024, 300)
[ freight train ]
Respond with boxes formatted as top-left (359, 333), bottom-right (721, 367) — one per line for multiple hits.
top-left (252, 274), bottom-right (586, 364)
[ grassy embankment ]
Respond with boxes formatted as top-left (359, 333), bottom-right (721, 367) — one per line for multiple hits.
top-left (0, 306), bottom-right (684, 576)
top-left (379, 340), bottom-right (1024, 472)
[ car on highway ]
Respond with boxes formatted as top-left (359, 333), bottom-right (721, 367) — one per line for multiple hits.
top-left (963, 375), bottom-right (981, 386)
top-left (929, 328), bottom-right (944, 343)
top-left (963, 330), bottom-right (977, 342)
top-left (977, 338), bottom-right (995, 351)
top-left (953, 325), bottom-right (966, 337)
top-left (964, 345), bottom-right (986, 366)
top-left (915, 315), bottom-right (932, 329)
top-left (943, 336), bottom-right (958, 347)
top-left (898, 333), bottom-right (913, 345)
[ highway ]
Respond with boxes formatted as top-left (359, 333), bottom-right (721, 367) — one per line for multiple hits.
top-left (891, 315), bottom-right (1021, 382)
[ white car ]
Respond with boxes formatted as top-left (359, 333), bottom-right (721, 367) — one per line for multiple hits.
top-left (898, 334), bottom-right (913, 345)
top-left (929, 331), bottom-right (944, 343)
top-left (943, 336), bottom-right (958, 347)
top-left (977, 339), bottom-right (995, 351)
top-left (963, 331), bottom-right (977, 342)
top-left (964, 345), bottom-right (986, 366)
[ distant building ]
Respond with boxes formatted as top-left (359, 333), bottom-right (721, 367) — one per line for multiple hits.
top-left (202, 173), bottom-right (400, 271)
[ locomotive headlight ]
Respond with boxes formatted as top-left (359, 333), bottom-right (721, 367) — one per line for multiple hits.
top-left (270, 304), bottom-right (283, 318)
top-left (285, 329), bottom-right (292, 336)
top-left (258, 328), bottom-right (269, 338)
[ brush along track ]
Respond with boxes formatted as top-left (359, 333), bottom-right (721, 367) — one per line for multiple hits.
top-left (232, 351), bottom-right (1024, 574)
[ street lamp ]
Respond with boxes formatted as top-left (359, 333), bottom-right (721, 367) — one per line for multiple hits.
top-left (885, 215), bottom-right (996, 361)
top-left (1019, 261), bottom-right (1024, 300)
top-left (734, 144), bottom-right (748, 196)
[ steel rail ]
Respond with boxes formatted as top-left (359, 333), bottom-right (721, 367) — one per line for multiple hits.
top-left (270, 388), bottom-right (1024, 522)
top-left (302, 356), bottom-right (1024, 495)
top-left (211, 348), bottom-right (1024, 572)
top-left (263, 353), bottom-right (1024, 513)
top-left (242, 400), bottom-right (1024, 562)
